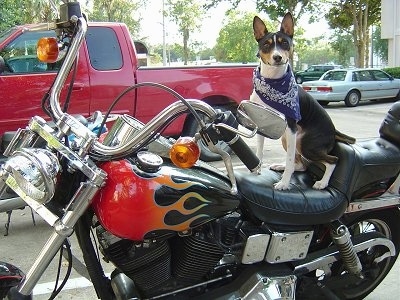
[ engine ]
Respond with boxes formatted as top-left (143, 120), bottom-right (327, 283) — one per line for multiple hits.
top-left (95, 214), bottom-right (244, 298)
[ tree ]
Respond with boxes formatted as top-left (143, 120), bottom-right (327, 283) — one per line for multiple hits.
top-left (214, 11), bottom-right (270, 63)
top-left (330, 30), bottom-right (357, 67)
top-left (326, 0), bottom-right (381, 68)
top-left (204, 0), bottom-right (322, 24)
top-left (90, 0), bottom-right (141, 36)
top-left (0, 0), bottom-right (55, 31)
top-left (166, 0), bottom-right (205, 65)
top-left (372, 25), bottom-right (388, 65)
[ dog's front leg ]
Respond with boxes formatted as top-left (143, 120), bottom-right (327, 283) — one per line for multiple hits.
top-left (273, 128), bottom-right (296, 190)
top-left (255, 134), bottom-right (265, 172)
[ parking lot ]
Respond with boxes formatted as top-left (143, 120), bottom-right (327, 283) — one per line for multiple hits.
top-left (1, 99), bottom-right (399, 299)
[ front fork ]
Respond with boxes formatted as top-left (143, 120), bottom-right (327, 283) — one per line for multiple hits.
top-left (7, 181), bottom-right (101, 299)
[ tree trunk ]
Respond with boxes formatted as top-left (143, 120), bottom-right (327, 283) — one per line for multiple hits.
top-left (183, 28), bottom-right (189, 65)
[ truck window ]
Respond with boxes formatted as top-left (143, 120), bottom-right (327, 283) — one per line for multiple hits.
top-left (86, 27), bottom-right (123, 71)
top-left (0, 30), bottom-right (62, 74)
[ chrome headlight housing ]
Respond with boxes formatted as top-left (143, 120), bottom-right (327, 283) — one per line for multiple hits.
top-left (0, 148), bottom-right (60, 204)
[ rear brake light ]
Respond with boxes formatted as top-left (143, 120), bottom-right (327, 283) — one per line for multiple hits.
top-left (317, 86), bottom-right (332, 92)
top-left (303, 86), bottom-right (311, 91)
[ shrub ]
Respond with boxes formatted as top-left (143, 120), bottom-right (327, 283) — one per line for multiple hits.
top-left (383, 67), bottom-right (400, 78)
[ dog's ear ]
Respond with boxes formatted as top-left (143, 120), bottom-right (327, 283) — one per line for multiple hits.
top-left (253, 16), bottom-right (268, 41)
top-left (280, 12), bottom-right (294, 38)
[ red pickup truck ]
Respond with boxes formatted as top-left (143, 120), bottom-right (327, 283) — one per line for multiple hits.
top-left (0, 22), bottom-right (255, 160)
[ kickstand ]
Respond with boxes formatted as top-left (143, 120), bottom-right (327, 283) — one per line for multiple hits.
top-left (3, 207), bottom-right (36, 236)
top-left (30, 207), bottom-right (36, 226)
top-left (4, 210), bottom-right (12, 236)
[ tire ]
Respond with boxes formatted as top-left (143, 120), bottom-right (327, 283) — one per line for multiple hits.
top-left (315, 209), bottom-right (400, 300)
top-left (318, 101), bottom-right (330, 107)
top-left (182, 105), bottom-right (233, 162)
top-left (296, 76), bottom-right (303, 84)
top-left (345, 90), bottom-right (360, 107)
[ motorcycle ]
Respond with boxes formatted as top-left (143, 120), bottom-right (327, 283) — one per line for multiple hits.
top-left (1, 1), bottom-right (400, 299)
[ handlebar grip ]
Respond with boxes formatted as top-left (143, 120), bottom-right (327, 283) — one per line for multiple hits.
top-left (218, 126), bottom-right (261, 172)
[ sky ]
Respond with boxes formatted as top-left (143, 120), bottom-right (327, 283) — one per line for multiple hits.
top-left (137, 0), bottom-right (330, 48)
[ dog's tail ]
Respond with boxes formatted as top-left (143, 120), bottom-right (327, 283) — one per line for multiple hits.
top-left (335, 130), bottom-right (356, 144)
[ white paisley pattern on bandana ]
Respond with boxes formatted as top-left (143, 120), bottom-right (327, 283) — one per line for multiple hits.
top-left (253, 65), bottom-right (301, 121)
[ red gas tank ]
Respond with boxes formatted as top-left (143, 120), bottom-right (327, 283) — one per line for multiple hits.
top-left (91, 158), bottom-right (239, 241)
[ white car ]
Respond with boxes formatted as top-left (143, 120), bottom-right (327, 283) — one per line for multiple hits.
top-left (302, 68), bottom-right (400, 107)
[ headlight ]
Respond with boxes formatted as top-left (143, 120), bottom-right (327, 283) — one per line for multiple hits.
top-left (0, 148), bottom-right (60, 204)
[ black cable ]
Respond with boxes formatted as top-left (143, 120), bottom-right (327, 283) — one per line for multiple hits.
top-left (48, 239), bottom-right (73, 300)
top-left (96, 82), bottom-right (205, 138)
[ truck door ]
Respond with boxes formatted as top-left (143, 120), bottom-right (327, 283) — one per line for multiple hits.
top-left (0, 29), bottom-right (90, 136)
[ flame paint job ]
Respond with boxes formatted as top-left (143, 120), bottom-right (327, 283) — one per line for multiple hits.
top-left (91, 159), bottom-right (239, 241)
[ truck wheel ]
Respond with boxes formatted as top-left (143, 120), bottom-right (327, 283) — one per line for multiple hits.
top-left (182, 106), bottom-right (233, 162)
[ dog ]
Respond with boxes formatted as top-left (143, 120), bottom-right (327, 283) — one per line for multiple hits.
top-left (249, 13), bottom-right (355, 190)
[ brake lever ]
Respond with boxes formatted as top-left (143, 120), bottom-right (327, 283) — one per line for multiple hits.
top-left (196, 129), bottom-right (238, 195)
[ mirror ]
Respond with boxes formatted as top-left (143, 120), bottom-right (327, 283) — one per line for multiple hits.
top-left (237, 100), bottom-right (286, 139)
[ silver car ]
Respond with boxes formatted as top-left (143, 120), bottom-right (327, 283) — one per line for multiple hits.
top-left (302, 68), bottom-right (400, 107)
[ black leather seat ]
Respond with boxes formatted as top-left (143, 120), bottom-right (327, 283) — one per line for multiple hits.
top-left (235, 168), bottom-right (348, 226)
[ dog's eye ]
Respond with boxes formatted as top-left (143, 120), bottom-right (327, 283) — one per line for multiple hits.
top-left (262, 40), bottom-right (273, 51)
top-left (280, 40), bottom-right (290, 50)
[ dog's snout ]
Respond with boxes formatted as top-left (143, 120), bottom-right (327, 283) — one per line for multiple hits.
top-left (273, 54), bottom-right (282, 63)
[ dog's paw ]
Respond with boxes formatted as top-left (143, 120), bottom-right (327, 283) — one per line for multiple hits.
top-left (270, 163), bottom-right (285, 171)
top-left (313, 180), bottom-right (328, 190)
top-left (274, 180), bottom-right (290, 190)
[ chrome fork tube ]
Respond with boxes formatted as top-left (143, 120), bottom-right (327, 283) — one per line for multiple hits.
top-left (17, 182), bottom-right (100, 296)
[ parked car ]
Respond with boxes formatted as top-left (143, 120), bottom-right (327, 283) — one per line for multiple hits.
top-left (302, 68), bottom-right (400, 107)
top-left (294, 64), bottom-right (342, 84)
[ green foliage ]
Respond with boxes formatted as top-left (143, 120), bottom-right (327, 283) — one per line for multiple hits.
top-left (373, 25), bottom-right (388, 64)
top-left (383, 67), bottom-right (400, 79)
top-left (0, 0), bottom-right (55, 32)
top-left (90, 0), bottom-right (141, 36)
top-left (330, 30), bottom-right (356, 67)
top-left (166, 0), bottom-right (206, 65)
top-left (326, 0), bottom-right (381, 67)
top-left (214, 11), bottom-right (267, 63)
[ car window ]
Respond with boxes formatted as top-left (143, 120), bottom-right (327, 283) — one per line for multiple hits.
top-left (357, 70), bottom-right (374, 81)
top-left (322, 71), bottom-right (346, 81)
top-left (371, 70), bottom-right (391, 81)
top-left (0, 30), bottom-right (63, 74)
top-left (86, 27), bottom-right (123, 71)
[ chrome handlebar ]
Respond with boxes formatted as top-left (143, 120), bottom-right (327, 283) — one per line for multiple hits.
top-left (47, 15), bottom-right (218, 160)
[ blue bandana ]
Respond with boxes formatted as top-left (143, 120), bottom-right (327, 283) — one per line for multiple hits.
top-left (253, 65), bottom-right (301, 121)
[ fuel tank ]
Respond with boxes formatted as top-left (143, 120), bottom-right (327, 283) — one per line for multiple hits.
top-left (91, 158), bottom-right (239, 241)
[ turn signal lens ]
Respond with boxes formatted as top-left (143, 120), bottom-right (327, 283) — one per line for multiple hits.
top-left (37, 37), bottom-right (59, 63)
top-left (170, 137), bottom-right (200, 168)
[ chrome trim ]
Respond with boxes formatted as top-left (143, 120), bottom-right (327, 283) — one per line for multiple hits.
top-left (293, 236), bottom-right (395, 274)
top-left (0, 196), bottom-right (26, 213)
top-left (346, 196), bottom-right (400, 213)
top-left (91, 100), bottom-right (217, 160)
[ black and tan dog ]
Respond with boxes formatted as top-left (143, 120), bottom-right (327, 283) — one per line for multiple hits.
top-left (250, 13), bottom-right (355, 190)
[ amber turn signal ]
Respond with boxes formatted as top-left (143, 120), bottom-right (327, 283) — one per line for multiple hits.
top-left (170, 137), bottom-right (200, 168)
top-left (37, 37), bottom-right (59, 63)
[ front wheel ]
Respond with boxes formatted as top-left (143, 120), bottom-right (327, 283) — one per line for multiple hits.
top-left (182, 105), bottom-right (233, 162)
top-left (345, 90), bottom-right (360, 107)
top-left (319, 209), bottom-right (400, 300)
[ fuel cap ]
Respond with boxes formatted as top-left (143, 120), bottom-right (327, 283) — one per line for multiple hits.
top-left (136, 151), bottom-right (163, 172)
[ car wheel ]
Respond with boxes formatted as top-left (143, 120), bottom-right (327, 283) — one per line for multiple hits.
top-left (317, 101), bottom-right (329, 107)
top-left (182, 105), bottom-right (233, 162)
top-left (295, 76), bottom-right (303, 84)
top-left (345, 90), bottom-right (360, 107)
